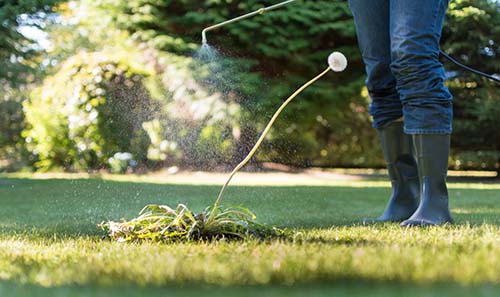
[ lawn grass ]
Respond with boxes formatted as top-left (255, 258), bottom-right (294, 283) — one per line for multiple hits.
top-left (0, 173), bottom-right (499, 296)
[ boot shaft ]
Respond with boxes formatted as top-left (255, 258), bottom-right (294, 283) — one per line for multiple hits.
top-left (412, 134), bottom-right (450, 178)
top-left (377, 122), bottom-right (418, 181)
top-left (364, 121), bottom-right (420, 223)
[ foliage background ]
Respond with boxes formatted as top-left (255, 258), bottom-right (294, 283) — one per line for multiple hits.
top-left (0, 0), bottom-right (499, 172)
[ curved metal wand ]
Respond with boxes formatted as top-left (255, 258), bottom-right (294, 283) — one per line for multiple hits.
top-left (202, 0), bottom-right (298, 45)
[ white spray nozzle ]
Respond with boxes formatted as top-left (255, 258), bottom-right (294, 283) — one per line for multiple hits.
top-left (328, 52), bottom-right (348, 72)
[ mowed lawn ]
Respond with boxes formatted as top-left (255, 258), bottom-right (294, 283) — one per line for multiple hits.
top-left (0, 172), bottom-right (499, 296)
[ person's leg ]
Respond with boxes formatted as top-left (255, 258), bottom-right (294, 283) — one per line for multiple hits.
top-left (348, 0), bottom-right (419, 222)
top-left (389, 0), bottom-right (454, 226)
top-left (390, 0), bottom-right (453, 135)
top-left (348, 0), bottom-right (402, 128)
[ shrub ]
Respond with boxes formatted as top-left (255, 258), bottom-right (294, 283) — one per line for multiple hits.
top-left (23, 51), bottom-right (155, 171)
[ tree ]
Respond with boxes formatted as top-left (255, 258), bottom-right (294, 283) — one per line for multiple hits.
top-left (0, 1), bottom-right (61, 169)
top-left (441, 0), bottom-right (500, 170)
top-left (0, 0), bottom-right (61, 85)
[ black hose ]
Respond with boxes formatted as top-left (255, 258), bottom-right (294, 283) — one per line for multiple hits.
top-left (439, 50), bottom-right (500, 83)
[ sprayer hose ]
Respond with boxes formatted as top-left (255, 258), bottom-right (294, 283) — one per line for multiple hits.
top-left (440, 50), bottom-right (500, 83)
top-left (210, 67), bottom-right (332, 214)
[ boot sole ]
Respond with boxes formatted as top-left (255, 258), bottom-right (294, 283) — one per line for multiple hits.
top-left (400, 218), bottom-right (455, 227)
top-left (362, 217), bottom-right (408, 224)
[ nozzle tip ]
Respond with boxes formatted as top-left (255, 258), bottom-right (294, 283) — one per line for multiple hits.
top-left (202, 30), bottom-right (208, 45)
top-left (328, 52), bottom-right (348, 72)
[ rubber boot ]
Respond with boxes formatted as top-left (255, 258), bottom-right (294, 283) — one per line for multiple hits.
top-left (401, 134), bottom-right (454, 227)
top-left (363, 122), bottom-right (420, 223)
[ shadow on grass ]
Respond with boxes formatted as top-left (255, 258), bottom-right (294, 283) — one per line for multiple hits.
top-left (1, 280), bottom-right (499, 297)
top-left (1, 177), bottom-right (499, 237)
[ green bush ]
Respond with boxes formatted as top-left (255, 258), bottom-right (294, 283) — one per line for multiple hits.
top-left (23, 51), bottom-right (155, 171)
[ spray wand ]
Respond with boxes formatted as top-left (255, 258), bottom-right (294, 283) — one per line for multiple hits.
top-left (202, 0), bottom-right (298, 45)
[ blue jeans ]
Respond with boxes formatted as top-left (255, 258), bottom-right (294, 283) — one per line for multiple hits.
top-left (348, 0), bottom-right (453, 134)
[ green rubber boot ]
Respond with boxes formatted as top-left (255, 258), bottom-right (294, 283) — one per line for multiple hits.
top-left (363, 122), bottom-right (420, 223)
top-left (401, 134), bottom-right (454, 227)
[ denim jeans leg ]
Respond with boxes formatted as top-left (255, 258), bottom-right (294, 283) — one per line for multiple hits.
top-left (348, 0), bottom-right (402, 128)
top-left (390, 0), bottom-right (453, 135)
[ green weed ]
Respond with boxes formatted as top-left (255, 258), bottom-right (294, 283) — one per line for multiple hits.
top-left (100, 204), bottom-right (285, 242)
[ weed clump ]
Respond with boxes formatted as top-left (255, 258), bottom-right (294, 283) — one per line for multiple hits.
top-left (100, 204), bottom-right (285, 243)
